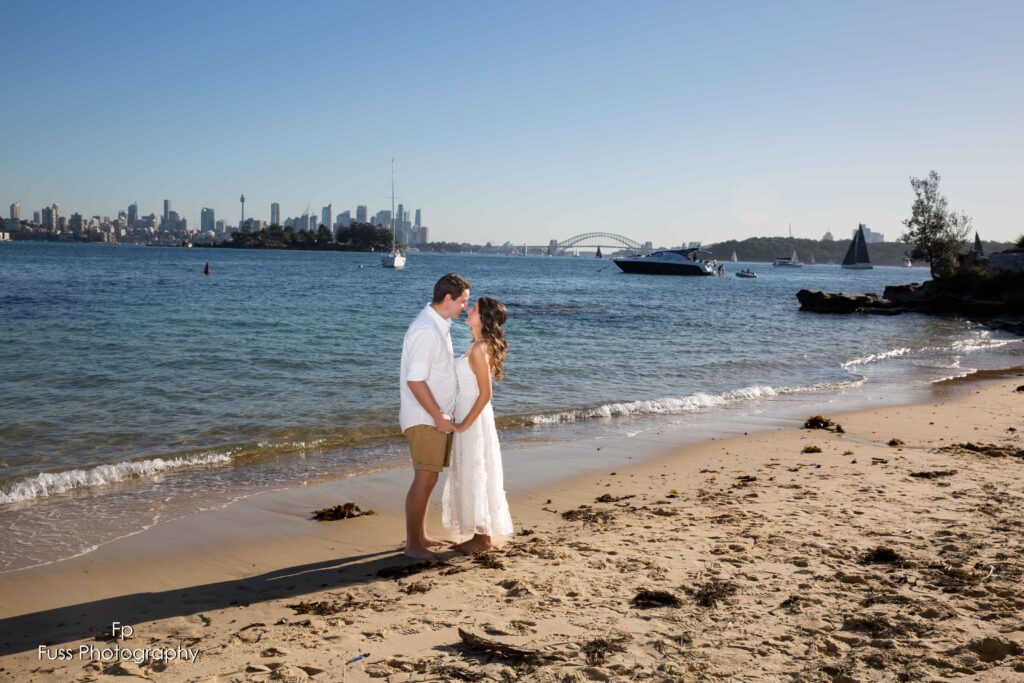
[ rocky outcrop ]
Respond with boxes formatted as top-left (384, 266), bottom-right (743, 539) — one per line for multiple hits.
top-left (796, 290), bottom-right (899, 314)
top-left (797, 269), bottom-right (1024, 336)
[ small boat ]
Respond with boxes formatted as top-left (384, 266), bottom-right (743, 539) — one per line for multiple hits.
top-left (731, 250), bottom-right (738, 262)
top-left (903, 255), bottom-right (912, 267)
top-left (596, 246), bottom-right (602, 258)
top-left (842, 224), bottom-right (873, 270)
top-left (736, 269), bottom-right (757, 278)
top-left (203, 261), bottom-right (210, 275)
top-left (613, 248), bottom-right (716, 276)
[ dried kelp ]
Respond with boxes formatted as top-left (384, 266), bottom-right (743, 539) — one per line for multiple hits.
top-left (312, 502), bottom-right (375, 520)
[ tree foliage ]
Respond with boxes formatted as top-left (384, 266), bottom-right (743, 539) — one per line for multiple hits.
top-left (900, 171), bottom-right (971, 278)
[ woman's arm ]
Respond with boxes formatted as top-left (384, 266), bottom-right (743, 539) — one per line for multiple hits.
top-left (454, 342), bottom-right (492, 431)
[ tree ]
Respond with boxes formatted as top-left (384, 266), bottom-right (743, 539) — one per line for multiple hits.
top-left (317, 224), bottom-right (333, 245)
top-left (1016, 234), bottom-right (1024, 249)
top-left (901, 171), bottom-right (971, 278)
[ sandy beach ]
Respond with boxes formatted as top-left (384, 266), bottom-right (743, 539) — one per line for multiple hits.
top-left (2, 373), bottom-right (1023, 682)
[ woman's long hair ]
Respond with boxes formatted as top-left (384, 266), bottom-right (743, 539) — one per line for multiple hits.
top-left (476, 296), bottom-right (508, 381)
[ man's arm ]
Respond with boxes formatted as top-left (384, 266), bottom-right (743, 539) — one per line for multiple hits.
top-left (407, 380), bottom-right (455, 433)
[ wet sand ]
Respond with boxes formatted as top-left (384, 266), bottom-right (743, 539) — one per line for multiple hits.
top-left (2, 374), bottom-right (1023, 681)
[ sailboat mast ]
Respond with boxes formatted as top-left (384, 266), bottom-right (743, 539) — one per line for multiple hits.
top-left (390, 159), bottom-right (396, 250)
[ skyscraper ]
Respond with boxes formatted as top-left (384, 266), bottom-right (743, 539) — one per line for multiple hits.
top-left (33, 210), bottom-right (41, 224)
top-left (127, 203), bottom-right (138, 228)
top-left (356, 205), bottom-right (368, 223)
top-left (163, 199), bottom-right (171, 224)
top-left (9, 202), bottom-right (20, 221)
top-left (414, 208), bottom-right (421, 228)
top-left (321, 204), bottom-right (332, 230)
top-left (41, 206), bottom-right (55, 229)
top-left (201, 208), bottom-right (216, 232)
top-left (396, 203), bottom-right (404, 227)
top-left (271, 202), bottom-right (280, 226)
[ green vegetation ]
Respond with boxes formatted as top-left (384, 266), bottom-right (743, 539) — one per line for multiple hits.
top-left (705, 236), bottom-right (1011, 266)
top-left (1016, 234), bottom-right (1024, 249)
top-left (900, 170), bottom-right (972, 278)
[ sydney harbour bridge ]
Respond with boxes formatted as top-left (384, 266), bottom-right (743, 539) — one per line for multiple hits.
top-left (528, 232), bottom-right (653, 256)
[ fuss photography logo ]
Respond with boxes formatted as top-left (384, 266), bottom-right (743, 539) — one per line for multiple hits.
top-left (37, 622), bottom-right (200, 665)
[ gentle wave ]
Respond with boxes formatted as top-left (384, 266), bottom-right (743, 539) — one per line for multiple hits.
top-left (841, 347), bottom-right (912, 370)
top-left (527, 380), bottom-right (865, 425)
top-left (0, 452), bottom-right (234, 504)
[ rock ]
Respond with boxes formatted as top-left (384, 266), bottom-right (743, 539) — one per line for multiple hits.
top-left (796, 289), bottom-right (896, 314)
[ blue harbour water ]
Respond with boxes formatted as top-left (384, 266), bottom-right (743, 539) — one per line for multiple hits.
top-left (1, 242), bottom-right (1022, 571)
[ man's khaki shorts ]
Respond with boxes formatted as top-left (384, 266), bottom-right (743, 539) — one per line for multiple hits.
top-left (404, 424), bottom-right (453, 473)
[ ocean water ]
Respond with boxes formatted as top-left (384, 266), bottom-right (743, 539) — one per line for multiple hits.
top-left (1, 242), bottom-right (1021, 571)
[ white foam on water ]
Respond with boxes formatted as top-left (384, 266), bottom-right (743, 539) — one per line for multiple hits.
top-left (529, 379), bottom-right (866, 425)
top-left (0, 451), bottom-right (234, 505)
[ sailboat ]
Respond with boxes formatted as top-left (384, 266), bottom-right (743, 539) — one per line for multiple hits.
top-left (773, 225), bottom-right (803, 267)
top-left (842, 224), bottom-right (873, 270)
top-left (381, 159), bottom-right (406, 269)
top-left (731, 250), bottom-right (738, 262)
top-left (810, 253), bottom-right (816, 264)
top-left (596, 246), bottom-right (603, 258)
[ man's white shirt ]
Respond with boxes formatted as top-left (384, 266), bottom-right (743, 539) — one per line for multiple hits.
top-left (399, 304), bottom-right (457, 432)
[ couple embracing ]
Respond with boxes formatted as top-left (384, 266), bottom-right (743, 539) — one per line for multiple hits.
top-left (399, 273), bottom-right (513, 560)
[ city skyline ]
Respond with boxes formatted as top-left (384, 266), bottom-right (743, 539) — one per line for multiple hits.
top-left (2, 2), bottom-right (1022, 244)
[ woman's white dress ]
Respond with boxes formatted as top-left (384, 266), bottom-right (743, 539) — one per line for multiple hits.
top-left (441, 353), bottom-right (514, 537)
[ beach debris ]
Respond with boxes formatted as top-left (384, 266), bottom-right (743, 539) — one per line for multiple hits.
top-left (691, 581), bottom-right (738, 608)
top-left (631, 589), bottom-right (682, 608)
top-left (288, 600), bottom-right (349, 616)
top-left (346, 653), bottom-right (370, 665)
top-left (312, 503), bottom-right (375, 521)
top-left (941, 442), bottom-right (1024, 459)
top-left (377, 561), bottom-right (437, 579)
top-left (802, 445), bottom-right (823, 454)
top-left (910, 469), bottom-right (957, 479)
top-left (1016, 385), bottom-right (1024, 392)
top-left (871, 457), bottom-right (889, 465)
top-left (594, 493), bottom-right (635, 503)
top-left (888, 438), bottom-right (905, 447)
top-left (516, 528), bottom-right (535, 536)
top-left (581, 635), bottom-right (631, 665)
top-left (843, 450), bottom-right (855, 456)
top-left (860, 546), bottom-right (909, 566)
top-left (736, 475), bottom-right (757, 483)
top-left (473, 553), bottom-right (506, 570)
top-left (457, 627), bottom-right (550, 663)
top-left (561, 506), bottom-right (615, 524)
top-left (803, 415), bottom-right (843, 433)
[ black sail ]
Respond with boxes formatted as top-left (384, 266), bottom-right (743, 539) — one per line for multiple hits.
top-left (855, 225), bottom-right (871, 264)
top-left (842, 234), bottom-right (858, 266)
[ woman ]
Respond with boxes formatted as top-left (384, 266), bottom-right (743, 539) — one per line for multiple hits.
top-left (441, 296), bottom-right (514, 553)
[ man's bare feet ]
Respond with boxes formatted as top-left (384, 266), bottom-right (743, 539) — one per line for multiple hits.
top-left (403, 545), bottom-right (439, 561)
top-left (453, 535), bottom-right (492, 555)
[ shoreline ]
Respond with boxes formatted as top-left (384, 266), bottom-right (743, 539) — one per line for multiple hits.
top-left (2, 368), bottom-right (1023, 680)
top-left (3, 334), bottom-right (1022, 575)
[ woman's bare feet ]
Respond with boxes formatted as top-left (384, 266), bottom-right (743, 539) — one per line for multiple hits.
top-left (453, 534), bottom-right (492, 555)
top-left (423, 536), bottom-right (449, 548)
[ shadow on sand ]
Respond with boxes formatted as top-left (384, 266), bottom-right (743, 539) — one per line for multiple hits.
top-left (0, 548), bottom-right (434, 657)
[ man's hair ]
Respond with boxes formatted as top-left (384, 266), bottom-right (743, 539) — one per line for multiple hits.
top-left (432, 272), bottom-right (470, 304)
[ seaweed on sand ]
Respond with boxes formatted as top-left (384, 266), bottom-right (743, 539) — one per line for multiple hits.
top-left (581, 635), bottom-right (631, 665)
top-left (802, 445), bottom-right (823, 454)
top-left (631, 589), bottom-right (682, 608)
top-left (561, 505), bottom-right (615, 524)
top-left (803, 415), bottom-right (844, 433)
top-left (312, 502), bottom-right (375, 520)
top-left (691, 581), bottom-right (738, 608)
top-left (456, 628), bottom-right (552, 663)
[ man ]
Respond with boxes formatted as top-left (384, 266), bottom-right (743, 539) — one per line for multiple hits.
top-left (400, 272), bottom-right (470, 560)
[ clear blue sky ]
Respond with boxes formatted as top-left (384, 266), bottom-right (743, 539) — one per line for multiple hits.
top-left (3, 0), bottom-right (1022, 245)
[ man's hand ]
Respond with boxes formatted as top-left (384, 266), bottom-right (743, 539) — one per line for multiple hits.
top-left (434, 413), bottom-right (455, 433)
